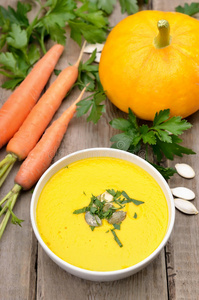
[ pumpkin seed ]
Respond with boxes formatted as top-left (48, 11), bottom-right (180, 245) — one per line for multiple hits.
top-left (103, 203), bottom-right (113, 212)
top-left (83, 43), bottom-right (104, 53)
top-left (85, 212), bottom-right (102, 227)
top-left (175, 163), bottom-right (195, 179)
top-left (100, 191), bottom-right (113, 202)
top-left (174, 198), bottom-right (198, 215)
top-left (171, 187), bottom-right (195, 200)
top-left (108, 211), bottom-right (126, 224)
top-left (94, 52), bottom-right (101, 63)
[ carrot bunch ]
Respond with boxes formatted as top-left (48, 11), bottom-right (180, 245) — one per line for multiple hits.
top-left (0, 86), bottom-right (87, 240)
top-left (0, 44), bottom-right (64, 149)
top-left (0, 41), bottom-right (86, 187)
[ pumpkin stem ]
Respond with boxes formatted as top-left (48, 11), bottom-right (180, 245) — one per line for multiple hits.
top-left (154, 20), bottom-right (171, 49)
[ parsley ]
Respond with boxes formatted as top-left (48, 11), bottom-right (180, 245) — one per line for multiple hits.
top-left (113, 223), bottom-right (121, 230)
top-left (0, 0), bottom-right (138, 90)
top-left (73, 190), bottom-right (144, 247)
top-left (110, 109), bottom-right (195, 179)
top-left (119, 0), bottom-right (139, 14)
top-left (76, 90), bottom-right (106, 124)
top-left (97, 0), bottom-right (116, 14)
top-left (121, 191), bottom-right (144, 205)
top-left (111, 229), bottom-right (123, 247)
top-left (133, 212), bottom-right (137, 219)
top-left (175, 3), bottom-right (199, 16)
top-left (77, 49), bottom-right (101, 92)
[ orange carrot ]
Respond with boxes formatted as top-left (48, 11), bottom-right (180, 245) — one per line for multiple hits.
top-left (0, 88), bottom-right (86, 240)
top-left (15, 87), bottom-right (86, 190)
top-left (0, 41), bottom-right (86, 187)
top-left (7, 42), bottom-right (85, 161)
top-left (0, 44), bottom-right (64, 149)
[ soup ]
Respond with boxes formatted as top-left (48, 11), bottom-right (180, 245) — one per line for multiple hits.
top-left (36, 157), bottom-right (168, 271)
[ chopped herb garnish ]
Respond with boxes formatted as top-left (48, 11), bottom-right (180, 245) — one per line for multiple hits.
top-left (113, 223), bottom-right (121, 230)
top-left (121, 191), bottom-right (145, 205)
top-left (73, 207), bottom-right (87, 214)
top-left (133, 212), bottom-right (137, 219)
top-left (111, 229), bottom-right (123, 247)
top-left (73, 189), bottom-right (144, 247)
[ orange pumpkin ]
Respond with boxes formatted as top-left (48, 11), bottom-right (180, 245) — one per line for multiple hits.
top-left (99, 11), bottom-right (199, 120)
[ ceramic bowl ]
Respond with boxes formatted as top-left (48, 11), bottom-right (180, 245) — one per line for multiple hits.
top-left (30, 148), bottom-right (175, 281)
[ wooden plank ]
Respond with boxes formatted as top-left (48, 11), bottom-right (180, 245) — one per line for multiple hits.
top-left (36, 2), bottom-right (168, 300)
top-left (152, 1), bottom-right (199, 299)
top-left (0, 1), bottom-right (40, 299)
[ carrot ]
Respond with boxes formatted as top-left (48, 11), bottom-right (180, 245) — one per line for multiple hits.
top-left (0, 44), bottom-right (64, 149)
top-left (0, 41), bottom-right (86, 187)
top-left (0, 88), bottom-right (86, 240)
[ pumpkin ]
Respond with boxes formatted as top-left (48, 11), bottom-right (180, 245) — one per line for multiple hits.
top-left (99, 10), bottom-right (199, 120)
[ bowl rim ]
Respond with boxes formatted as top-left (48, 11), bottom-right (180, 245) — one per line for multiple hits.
top-left (30, 147), bottom-right (175, 279)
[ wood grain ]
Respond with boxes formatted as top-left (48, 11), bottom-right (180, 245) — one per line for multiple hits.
top-left (153, 1), bottom-right (199, 300)
top-left (36, 2), bottom-right (167, 300)
top-left (0, 0), bottom-right (198, 299)
top-left (0, 1), bottom-right (39, 299)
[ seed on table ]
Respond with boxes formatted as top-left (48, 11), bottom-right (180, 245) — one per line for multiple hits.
top-left (83, 43), bottom-right (104, 53)
top-left (175, 163), bottom-right (195, 179)
top-left (171, 187), bottom-right (195, 200)
top-left (174, 198), bottom-right (198, 215)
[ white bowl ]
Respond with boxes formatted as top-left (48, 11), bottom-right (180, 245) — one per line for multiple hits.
top-left (30, 148), bottom-right (175, 282)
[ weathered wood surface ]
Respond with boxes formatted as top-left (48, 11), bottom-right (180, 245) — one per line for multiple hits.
top-left (0, 0), bottom-right (198, 299)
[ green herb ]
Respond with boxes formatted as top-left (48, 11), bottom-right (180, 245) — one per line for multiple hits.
top-left (175, 3), bottom-right (199, 16)
top-left (10, 210), bottom-right (24, 227)
top-left (76, 90), bottom-right (106, 124)
top-left (113, 223), bottom-right (121, 230)
top-left (54, 69), bottom-right (61, 76)
top-left (97, 0), bottom-right (116, 14)
top-left (121, 191), bottom-right (144, 205)
top-left (110, 109), bottom-right (195, 179)
top-left (73, 207), bottom-right (87, 214)
top-left (77, 49), bottom-right (102, 92)
top-left (0, 0), bottom-right (137, 90)
top-left (111, 229), bottom-right (123, 247)
top-left (73, 190), bottom-right (143, 247)
top-left (119, 0), bottom-right (138, 14)
top-left (133, 212), bottom-right (137, 219)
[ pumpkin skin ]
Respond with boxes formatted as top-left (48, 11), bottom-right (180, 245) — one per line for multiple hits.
top-left (99, 10), bottom-right (199, 120)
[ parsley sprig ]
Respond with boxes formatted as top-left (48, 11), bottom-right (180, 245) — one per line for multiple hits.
top-left (0, 0), bottom-right (138, 90)
top-left (75, 49), bottom-right (106, 123)
top-left (110, 109), bottom-right (195, 179)
top-left (175, 2), bottom-right (199, 16)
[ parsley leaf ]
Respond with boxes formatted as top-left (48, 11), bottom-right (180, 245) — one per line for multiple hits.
top-left (69, 20), bottom-right (107, 46)
top-left (111, 229), bottom-right (123, 247)
top-left (110, 108), bottom-right (195, 179)
top-left (76, 91), bottom-right (106, 124)
top-left (150, 163), bottom-right (177, 180)
top-left (175, 3), bottom-right (199, 16)
top-left (97, 0), bottom-right (116, 14)
top-left (6, 24), bottom-right (28, 49)
top-left (119, 0), bottom-right (138, 14)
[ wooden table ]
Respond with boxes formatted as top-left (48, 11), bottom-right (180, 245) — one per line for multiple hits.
top-left (0, 0), bottom-right (199, 299)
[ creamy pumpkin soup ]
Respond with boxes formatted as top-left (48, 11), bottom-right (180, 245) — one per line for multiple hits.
top-left (36, 157), bottom-right (168, 271)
